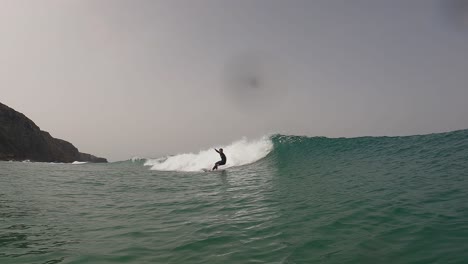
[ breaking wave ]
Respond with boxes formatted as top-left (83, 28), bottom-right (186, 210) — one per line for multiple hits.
top-left (144, 136), bottom-right (273, 172)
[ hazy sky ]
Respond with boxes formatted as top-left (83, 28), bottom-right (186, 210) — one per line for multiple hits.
top-left (1, 0), bottom-right (468, 161)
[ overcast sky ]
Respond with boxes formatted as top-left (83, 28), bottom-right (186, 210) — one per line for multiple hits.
top-left (1, 0), bottom-right (468, 161)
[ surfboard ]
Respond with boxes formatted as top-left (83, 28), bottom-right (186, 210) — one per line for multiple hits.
top-left (202, 168), bottom-right (225, 172)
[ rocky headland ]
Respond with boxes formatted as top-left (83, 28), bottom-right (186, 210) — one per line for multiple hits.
top-left (0, 102), bottom-right (107, 163)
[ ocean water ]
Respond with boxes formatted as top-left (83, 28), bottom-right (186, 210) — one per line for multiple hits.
top-left (1, 130), bottom-right (468, 264)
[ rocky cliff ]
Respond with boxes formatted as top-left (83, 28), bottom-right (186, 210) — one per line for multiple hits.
top-left (0, 102), bottom-right (107, 163)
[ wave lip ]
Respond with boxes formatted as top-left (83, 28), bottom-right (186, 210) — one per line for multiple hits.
top-left (145, 136), bottom-right (273, 172)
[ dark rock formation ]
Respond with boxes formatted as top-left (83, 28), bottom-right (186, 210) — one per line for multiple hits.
top-left (0, 102), bottom-right (107, 163)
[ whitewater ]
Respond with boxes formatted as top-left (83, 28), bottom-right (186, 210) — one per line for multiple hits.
top-left (144, 136), bottom-right (273, 171)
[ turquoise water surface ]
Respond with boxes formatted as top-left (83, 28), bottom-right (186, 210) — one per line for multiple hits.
top-left (1, 130), bottom-right (468, 263)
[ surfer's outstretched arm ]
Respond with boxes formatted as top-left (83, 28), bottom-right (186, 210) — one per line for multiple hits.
top-left (214, 149), bottom-right (219, 153)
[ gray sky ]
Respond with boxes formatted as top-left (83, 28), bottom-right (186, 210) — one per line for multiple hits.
top-left (1, 0), bottom-right (468, 161)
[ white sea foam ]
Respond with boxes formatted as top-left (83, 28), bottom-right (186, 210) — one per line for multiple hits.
top-left (144, 136), bottom-right (273, 172)
top-left (72, 161), bottom-right (88, 165)
top-left (131, 156), bottom-right (146, 162)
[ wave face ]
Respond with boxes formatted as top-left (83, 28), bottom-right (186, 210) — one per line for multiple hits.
top-left (145, 136), bottom-right (273, 171)
top-left (269, 129), bottom-right (468, 168)
top-left (144, 129), bottom-right (468, 172)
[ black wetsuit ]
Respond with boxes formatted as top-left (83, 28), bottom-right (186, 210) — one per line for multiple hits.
top-left (213, 150), bottom-right (227, 170)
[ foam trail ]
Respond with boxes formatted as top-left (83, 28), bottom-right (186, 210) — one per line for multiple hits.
top-left (145, 136), bottom-right (273, 172)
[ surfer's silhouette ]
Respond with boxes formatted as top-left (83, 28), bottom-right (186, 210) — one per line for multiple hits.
top-left (212, 148), bottom-right (226, 171)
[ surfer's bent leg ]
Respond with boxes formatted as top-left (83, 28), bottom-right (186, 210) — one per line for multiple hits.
top-left (212, 161), bottom-right (223, 171)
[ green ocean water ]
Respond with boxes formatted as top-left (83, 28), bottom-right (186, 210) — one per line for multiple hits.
top-left (1, 130), bottom-right (468, 263)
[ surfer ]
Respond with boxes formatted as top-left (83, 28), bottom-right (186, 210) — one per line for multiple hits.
top-left (212, 148), bottom-right (226, 171)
